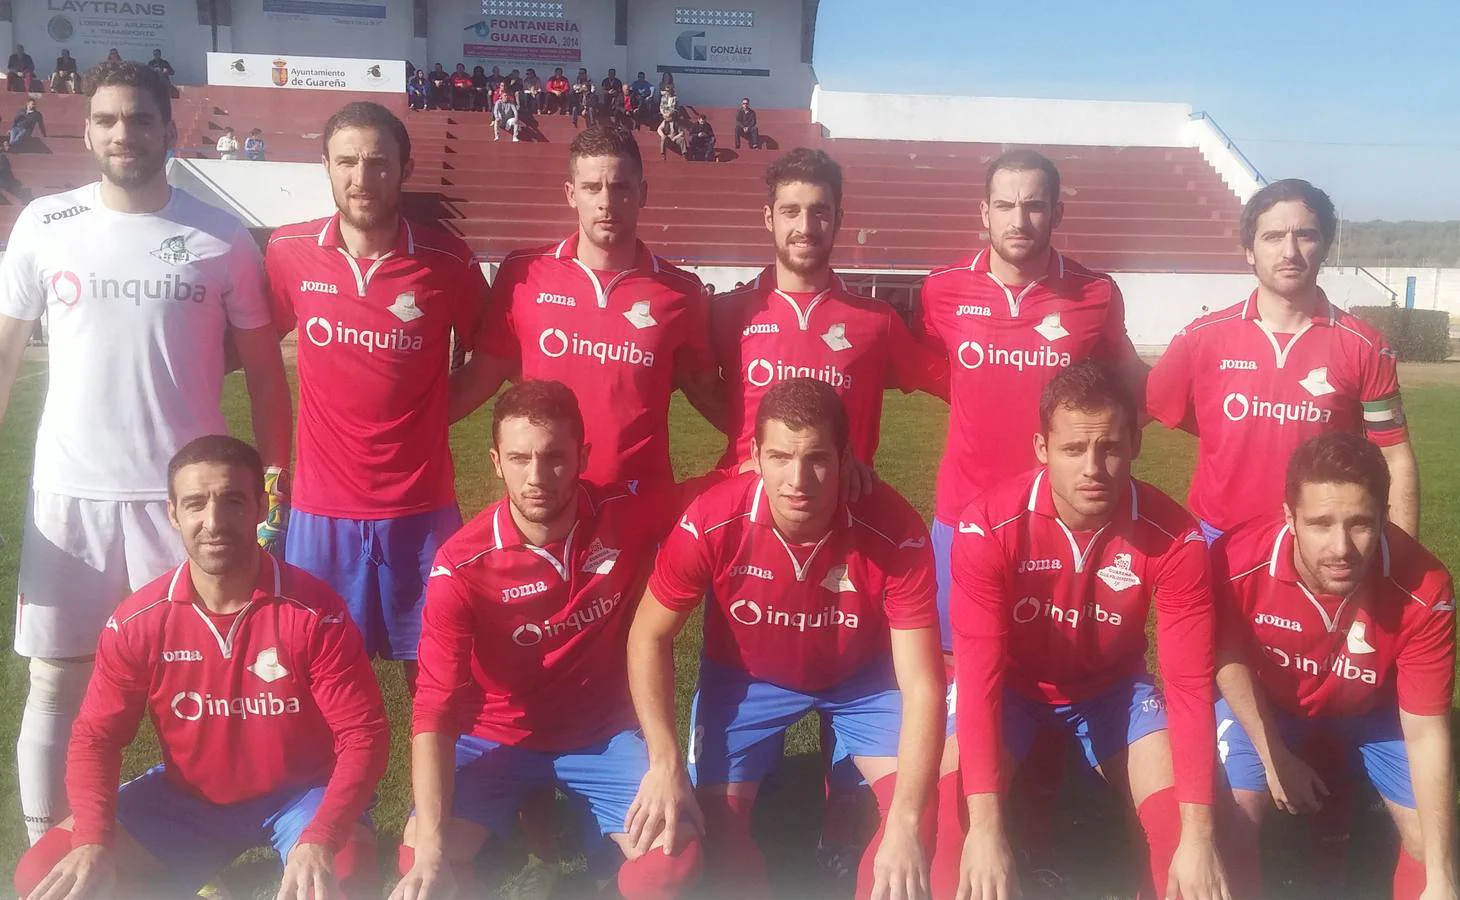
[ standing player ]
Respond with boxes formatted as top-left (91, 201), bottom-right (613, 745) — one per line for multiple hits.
top-left (1147, 179), bottom-right (1419, 542)
top-left (457, 126), bottom-right (725, 505)
top-left (627, 379), bottom-right (963, 900)
top-left (1212, 433), bottom-right (1455, 900)
top-left (711, 147), bottom-right (947, 470)
top-left (266, 101), bottom-right (488, 681)
top-left (12, 436), bottom-right (387, 900)
top-left (951, 362), bottom-right (1229, 900)
top-left (0, 61), bottom-right (292, 844)
top-left (393, 381), bottom-right (702, 900)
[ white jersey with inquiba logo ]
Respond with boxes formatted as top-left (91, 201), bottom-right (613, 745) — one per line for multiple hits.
top-left (0, 184), bottom-right (272, 500)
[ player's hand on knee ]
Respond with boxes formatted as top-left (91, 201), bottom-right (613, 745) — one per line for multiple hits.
top-left (955, 830), bottom-right (1019, 900)
top-left (625, 766), bottom-right (703, 857)
top-left (1266, 746), bottom-right (1328, 815)
top-left (256, 466), bottom-right (290, 558)
top-left (871, 820), bottom-right (930, 900)
top-left (276, 842), bottom-right (337, 900)
top-left (29, 844), bottom-right (115, 900)
top-left (389, 848), bottom-right (455, 900)
top-left (1166, 834), bottom-right (1231, 900)
top-left (843, 458), bottom-right (878, 503)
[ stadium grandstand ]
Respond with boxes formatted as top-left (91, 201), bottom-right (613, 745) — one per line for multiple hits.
top-left (0, 0), bottom-right (1398, 346)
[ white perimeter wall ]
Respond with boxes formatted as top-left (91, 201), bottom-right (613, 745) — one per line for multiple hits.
top-left (1364, 268), bottom-right (1460, 317)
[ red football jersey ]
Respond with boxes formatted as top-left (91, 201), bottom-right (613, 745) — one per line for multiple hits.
top-left (482, 234), bottom-right (714, 492)
top-left (1214, 517), bottom-right (1455, 719)
top-left (1147, 293), bottom-right (1407, 531)
top-left (413, 483), bottom-right (667, 751)
top-left (68, 555), bottom-right (387, 849)
top-left (710, 267), bottom-right (949, 469)
top-left (917, 250), bottom-right (1139, 522)
top-left (951, 469), bottom-right (1216, 804)
top-left (266, 215), bottom-right (487, 518)
top-left (649, 472), bottom-right (938, 693)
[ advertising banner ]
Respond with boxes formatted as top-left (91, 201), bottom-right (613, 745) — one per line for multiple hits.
top-left (262, 0), bottom-right (387, 29)
top-left (461, 16), bottom-right (583, 64)
top-left (206, 52), bottom-right (405, 93)
top-left (40, 0), bottom-right (177, 58)
top-left (659, 18), bottom-right (768, 78)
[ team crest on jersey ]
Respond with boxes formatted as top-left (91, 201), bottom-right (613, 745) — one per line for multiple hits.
top-left (1034, 312), bottom-right (1070, 342)
top-left (821, 564), bottom-right (856, 594)
top-left (821, 322), bottom-right (852, 352)
top-left (388, 292), bottom-right (425, 323)
top-left (624, 300), bottom-right (657, 329)
top-left (246, 647), bottom-right (290, 684)
top-left (1299, 367), bottom-right (1336, 398)
top-left (1345, 620), bottom-right (1376, 655)
top-left (582, 538), bottom-right (620, 575)
top-left (151, 235), bottom-right (197, 266)
top-left (1096, 552), bottom-right (1141, 592)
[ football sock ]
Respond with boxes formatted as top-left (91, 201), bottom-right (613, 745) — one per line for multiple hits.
top-left (697, 792), bottom-right (769, 899)
top-left (18, 657), bottom-right (93, 845)
top-left (1393, 848), bottom-right (1427, 900)
top-left (13, 824), bottom-right (72, 898)
top-left (930, 771), bottom-right (966, 900)
top-left (616, 836), bottom-right (703, 899)
top-left (1136, 786), bottom-right (1180, 899)
top-left (331, 834), bottom-right (377, 900)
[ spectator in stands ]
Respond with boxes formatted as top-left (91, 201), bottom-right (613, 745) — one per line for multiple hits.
top-left (470, 65), bottom-right (490, 111)
top-left (735, 97), bottom-right (760, 150)
top-left (659, 82), bottom-right (680, 122)
top-left (6, 45), bottom-right (35, 93)
top-left (449, 63), bottom-right (472, 110)
top-left (687, 113), bottom-right (716, 161)
top-left (492, 89), bottom-right (522, 142)
top-left (215, 125), bottom-right (240, 160)
top-left (487, 65), bottom-right (504, 95)
top-left (658, 70), bottom-right (675, 94)
top-left (428, 63), bottom-right (450, 109)
top-left (244, 128), bottom-right (266, 161)
top-left (50, 50), bottom-right (79, 95)
top-left (504, 68), bottom-right (524, 99)
top-left (522, 68), bottom-right (541, 114)
top-left (148, 49), bottom-right (175, 88)
top-left (570, 69), bottom-right (595, 127)
top-left (3, 98), bottom-right (45, 151)
top-left (105, 48), bottom-right (122, 63)
top-left (545, 67), bottom-right (569, 114)
top-left (657, 109), bottom-right (686, 159)
top-left (631, 71), bottom-right (657, 128)
top-left (407, 67), bottom-right (428, 110)
top-left (406, 60), bottom-right (416, 80)
top-left (620, 85), bottom-right (643, 131)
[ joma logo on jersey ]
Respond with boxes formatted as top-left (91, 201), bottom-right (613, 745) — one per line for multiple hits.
top-left (169, 690), bottom-right (302, 721)
top-left (1223, 393), bottom-right (1333, 426)
top-left (1254, 613), bottom-right (1302, 633)
top-left (746, 358), bottom-right (851, 389)
top-left (1220, 359), bottom-right (1258, 371)
top-left (1262, 646), bottom-right (1377, 685)
top-left (161, 649), bottom-right (203, 662)
top-left (728, 598), bottom-right (860, 631)
top-left (956, 304), bottom-right (992, 317)
top-left (955, 342), bottom-right (1071, 372)
top-left (742, 323), bottom-right (780, 336)
top-left (41, 205), bottom-right (88, 225)
top-left (503, 581), bottom-right (549, 601)
top-left (536, 291), bottom-right (576, 307)
top-left (729, 564), bottom-right (774, 581)
top-left (1017, 559), bottom-right (1062, 573)
top-left (511, 591), bottom-right (623, 647)
top-left (300, 280), bottom-right (339, 295)
top-left (537, 328), bottom-right (656, 367)
top-left (1012, 596), bottom-right (1123, 628)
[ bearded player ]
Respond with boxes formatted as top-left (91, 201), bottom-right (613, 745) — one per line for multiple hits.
top-left (1212, 432), bottom-right (1454, 899)
top-left (0, 60), bottom-right (292, 844)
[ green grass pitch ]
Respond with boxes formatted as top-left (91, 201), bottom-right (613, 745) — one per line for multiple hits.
top-left (0, 361), bottom-right (1456, 898)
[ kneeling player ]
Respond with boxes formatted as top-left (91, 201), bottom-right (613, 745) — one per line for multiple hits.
top-left (393, 380), bottom-right (702, 900)
top-left (952, 361), bottom-right (1229, 900)
top-left (1213, 432), bottom-right (1456, 899)
top-left (627, 378), bottom-right (961, 900)
top-left (13, 436), bottom-right (388, 900)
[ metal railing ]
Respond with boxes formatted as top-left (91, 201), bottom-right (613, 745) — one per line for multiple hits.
top-left (1189, 110), bottom-right (1266, 186)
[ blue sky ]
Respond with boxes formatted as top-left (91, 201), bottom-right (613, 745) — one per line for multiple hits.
top-left (813, 0), bottom-right (1460, 221)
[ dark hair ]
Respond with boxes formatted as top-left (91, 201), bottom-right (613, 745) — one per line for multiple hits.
top-left (1038, 361), bottom-right (1137, 435)
top-left (83, 60), bottom-right (172, 123)
top-left (492, 380), bottom-right (585, 446)
top-left (1239, 178), bottom-right (1337, 251)
top-left (322, 101), bottom-right (411, 164)
top-left (984, 148), bottom-right (1061, 204)
top-left (568, 125), bottom-right (642, 177)
top-left (167, 435), bottom-right (264, 499)
top-left (755, 378), bottom-right (850, 453)
top-left (1284, 432), bottom-right (1390, 512)
top-left (765, 147), bottom-right (844, 211)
